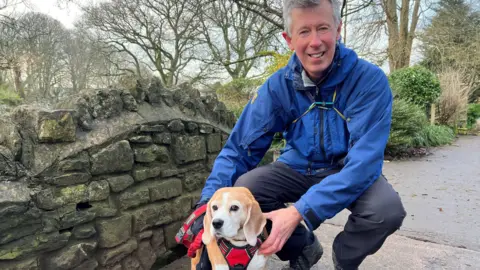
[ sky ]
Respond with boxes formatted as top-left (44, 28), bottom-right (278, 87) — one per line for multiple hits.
top-left (29, 0), bottom-right (81, 28)
top-left (3, 0), bottom-right (83, 28)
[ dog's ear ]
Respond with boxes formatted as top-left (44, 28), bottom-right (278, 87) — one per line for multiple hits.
top-left (202, 201), bottom-right (214, 245)
top-left (243, 200), bottom-right (266, 246)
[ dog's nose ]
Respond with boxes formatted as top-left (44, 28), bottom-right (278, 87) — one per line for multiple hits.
top-left (212, 219), bottom-right (224, 229)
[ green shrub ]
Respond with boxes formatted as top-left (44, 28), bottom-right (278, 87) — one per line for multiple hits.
top-left (389, 66), bottom-right (441, 108)
top-left (413, 125), bottom-right (455, 147)
top-left (467, 103), bottom-right (480, 128)
top-left (387, 99), bottom-right (428, 151)
top-left (0, 84), bottom-right (22, 106)
top-left (215, 78), bottom-right (263, 118)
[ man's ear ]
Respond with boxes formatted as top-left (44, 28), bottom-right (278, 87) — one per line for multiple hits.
top-left (202, 202), bottom-right (214, 245)
top-left (243, 200), bottom-right (266, 246)
top-left (282, 31), bottom-right (295, 51)
top-left (336, 20), bottom-right (343, 41)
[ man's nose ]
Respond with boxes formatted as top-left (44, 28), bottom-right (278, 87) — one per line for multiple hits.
top-left (309, 32), bottom-right (322, 47)
top-left (212, 219), bottom-right (224, 229)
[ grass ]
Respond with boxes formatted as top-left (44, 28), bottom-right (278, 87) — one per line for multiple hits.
top-left (0, 85), bottom-right (22, 106)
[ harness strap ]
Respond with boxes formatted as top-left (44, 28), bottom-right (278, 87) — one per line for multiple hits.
top-left (292, 89), bottom-right (346, 124)
top-left (217, 234), bottom-right (266, 270)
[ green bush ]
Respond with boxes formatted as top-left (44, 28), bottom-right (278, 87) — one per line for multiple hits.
top-left (388, 99), bottom-right (428, 151)
top-left (389, 66), bottom-right (441, 108)
top-left (0, 84), bottom-right (22, 106)
top-left (413, 125), bottom-right (455, 147)
top-left (215, 78), bottom-right (263, 118)
top-left (467, 103), bottom-right (480, 128)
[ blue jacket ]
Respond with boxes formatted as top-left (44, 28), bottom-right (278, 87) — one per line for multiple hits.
top-left (200, 43), bottom-right (393, 231)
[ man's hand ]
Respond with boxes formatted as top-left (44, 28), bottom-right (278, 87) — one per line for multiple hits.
top-left (258, 206), bottom-right (303, 256)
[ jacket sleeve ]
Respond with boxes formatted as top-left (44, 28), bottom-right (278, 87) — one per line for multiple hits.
top-left (200, 78), bottom-right (288, 203)
top-left (294, 68), bottom-right (393, 231)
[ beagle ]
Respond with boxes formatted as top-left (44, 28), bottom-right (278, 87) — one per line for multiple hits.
top-left (192, 187), bottom-right (269, 270)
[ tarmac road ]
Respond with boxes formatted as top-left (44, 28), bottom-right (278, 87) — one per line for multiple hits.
top-left (161, 136), bottom-right (480, 269)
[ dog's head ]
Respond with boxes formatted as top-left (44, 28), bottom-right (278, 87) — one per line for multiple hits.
top-left (202, 187), bottom-right (266, 246)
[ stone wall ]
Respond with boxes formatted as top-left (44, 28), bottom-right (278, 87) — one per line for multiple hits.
top-left (0, 80), bottom-right (235, 270)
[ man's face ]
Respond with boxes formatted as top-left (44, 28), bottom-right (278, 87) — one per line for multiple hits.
top-left (282, 2), bottom-right (341, 81)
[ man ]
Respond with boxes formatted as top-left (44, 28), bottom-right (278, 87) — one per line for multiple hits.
top-left (188, 0), bottom-right (406, 269)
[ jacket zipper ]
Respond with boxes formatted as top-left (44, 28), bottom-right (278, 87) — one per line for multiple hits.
top-left (316, 86), bottom-right (327, 160)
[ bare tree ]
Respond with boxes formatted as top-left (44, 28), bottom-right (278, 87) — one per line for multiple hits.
top-left (17, 12), bottom-right (68, 101)
top-left (198, 0), bottom-right (278, 79)
top-left (81, 0), bottom-right (204, 87)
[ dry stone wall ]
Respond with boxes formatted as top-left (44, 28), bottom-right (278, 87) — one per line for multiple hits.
top-left (0, 80), bottom-right (235, 270)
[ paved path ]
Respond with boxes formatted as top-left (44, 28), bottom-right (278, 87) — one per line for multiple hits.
top-left (161, 136), bottom-right (480, 269)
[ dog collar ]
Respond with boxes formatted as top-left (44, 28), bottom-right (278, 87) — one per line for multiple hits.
top-left (217, 234), bottom-right (266, 270)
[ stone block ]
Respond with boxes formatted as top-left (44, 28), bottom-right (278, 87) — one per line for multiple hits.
top-left (35, 184), bottom-right (88, 210)
top-left (0, 231), bottom-right (71, 260)
top-left (91, 140), bottom-right (133, 175)
top-left (149, 178), bottom-right (182, 201)
top-left (88, 180), bottom-right (110, 202)
top-left (58, 152), bottom-right (90, 172)
top-left (37, 110), bottom-right (76, 143)
top-left (140, 124), bottom-right (165, 133)
top-left (133, 144), bottom-right (159, 163)
top-left (73, 223), bottom-right (96, 239)
top-left (168, 120), bottom-right (184, 132)
top-left (116, 185), bottom-right (149, 210)
top-left (151, 228), bottom-right (166, 257)
top-left (0, 181), bottom-right (31, 218)
top-left (0, 257), bottom-right (39, 270)
top-left (89, 200), bottom-right (117, 218)
top-left (207, 154), bottom-right (218, 171)
top-left (56, 204), bottom-right (96, 230)
top-left (172, 135), bottom-right (206, 164)
top-left (43, 240), bottom-right (97, 269)
top-left (0, 208), bottom-right (41, 234)
top-left (152, 133), bottom-right (172, 144)
top-left (128, 135), bottom-right (152, 144)
top-left (121, 91), bottom-right (138, 112)
top-left (184, 173), bottom-right (208, 192)
top-left (128, 202), bottom-right (173, 233)
top-left (136, 240), bottom-right (156, 270)
top-left (50, 172), bottom-right (91, 186)
top-left (96, 215), bottom-right (132, 248)
top-left (132, 165), bottom-right (161, 182)
top-left (172, 196), bottom-right (192, 221)
top-left (97, 238), bottom-right (137, 266)
top-left (121, 255), bottom-right (142, 270)
top-left (206, 133), bottom-right (222, 153)
top-left (72, 259), bottom-right (98, 270)
top-left (106, 174), bottom-right (135, 192)
top-left (0, 146), bottom-right (16, 179)
top-left (0, 223), bottom-right (43, 245)
top-left (0, 118), bottom-right (22, 160)
top-left (137, 230), bottom-right (153, 240)
top-left (163, 221), bottom-right (183, 249)
top-left (186, 122), bottom-right (198, 133)
top-left (199, 124), bottom-right (213, 134)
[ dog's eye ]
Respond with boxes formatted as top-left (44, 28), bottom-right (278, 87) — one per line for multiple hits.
top-left (212, 205), bottom-right (218, 211)
top-left (230, 205), bottom-right (239, 212)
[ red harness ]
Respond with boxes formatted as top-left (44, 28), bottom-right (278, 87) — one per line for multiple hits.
top-left (217, 235), bottom-right (265, 270)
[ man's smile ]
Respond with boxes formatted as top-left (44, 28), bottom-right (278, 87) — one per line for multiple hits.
top-left (308, 52), bottom-right (326, 58)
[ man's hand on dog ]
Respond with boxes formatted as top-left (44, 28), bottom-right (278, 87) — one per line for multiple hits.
top-left (259, 206), bottom-right (303, 256)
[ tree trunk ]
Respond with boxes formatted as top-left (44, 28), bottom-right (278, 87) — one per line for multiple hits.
top-left (13, 65), bottom-right (25, 99)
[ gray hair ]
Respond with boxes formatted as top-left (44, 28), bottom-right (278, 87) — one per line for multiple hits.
top-left (283, 0), bottom-right (342, 36)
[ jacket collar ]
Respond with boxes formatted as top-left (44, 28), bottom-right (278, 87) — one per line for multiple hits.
top-left (285, 42), bottom-right (358, 92)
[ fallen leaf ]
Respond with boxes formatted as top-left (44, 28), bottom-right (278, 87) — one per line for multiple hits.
top-left (438, 208), bottom-right (443, 212)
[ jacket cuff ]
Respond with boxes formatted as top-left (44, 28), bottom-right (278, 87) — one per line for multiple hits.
top-left (294, 198), bottom-right (323, 231)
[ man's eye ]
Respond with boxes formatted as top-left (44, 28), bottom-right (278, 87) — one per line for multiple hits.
top-left (212, 205), bottom-right (218, 211)
top-left (230, 205), bottom-right (239, 212)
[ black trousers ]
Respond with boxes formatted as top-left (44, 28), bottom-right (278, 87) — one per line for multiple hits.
top-left (234, 161), bottom-right (406, 269)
